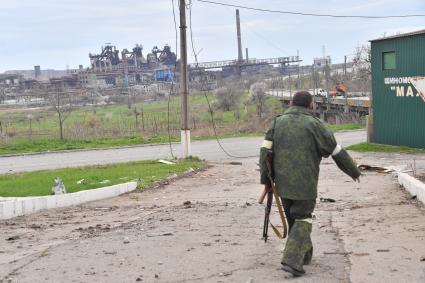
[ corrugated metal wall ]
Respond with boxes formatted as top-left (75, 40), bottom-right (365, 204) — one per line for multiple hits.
top-left (371, 33), bottom-right (425, 148)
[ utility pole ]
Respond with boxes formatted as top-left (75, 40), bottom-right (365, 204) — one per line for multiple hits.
top-left (343, 55), bottom-right (347, 79)
top-left (179, 0), bottom-right (190, 158)
top-left (289, 70), bottom-right (292, 98)
top-left (296, 49), bottom-right (300, 90)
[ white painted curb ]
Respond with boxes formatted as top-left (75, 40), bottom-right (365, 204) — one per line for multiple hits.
top-left (398, 173), bottom-right (425, 205)
top-left (0, 182), bottom-right (137, 220)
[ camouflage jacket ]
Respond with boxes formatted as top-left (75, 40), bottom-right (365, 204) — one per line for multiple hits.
top-left (260, 106), bottom-right (361, 200)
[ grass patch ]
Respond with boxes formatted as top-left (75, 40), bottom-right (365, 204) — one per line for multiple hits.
top-left (0, 158), bottom-right (204, 197)
top-left (0, 122), bottom-right (365, 155)
top-left (347, 142), bottom-right (425, 153)
top-left (0, 135), bottom-right (179, 155)
top-left (327, 123), bottom-right (365, 132)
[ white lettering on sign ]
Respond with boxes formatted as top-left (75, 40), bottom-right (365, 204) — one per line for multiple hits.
top-left (384, 77), bottom-right (410, 84)
top-left (406, 86), bottom-right (414, 97)
top-left (384, 76), bottom-right (425, 103)
top-left (396, 86), bottom-right (404, 97)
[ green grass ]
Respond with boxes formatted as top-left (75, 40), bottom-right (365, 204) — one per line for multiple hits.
top-left (0, 135), bottom-right (178, 155)
top-left (347, 142), bottom-right (425, 153)
top-left (0, 123), bottom-right (365, 155)
top-left (0, 92), bottom-right (278, 135)
top-left (0, 93), bottom-right (364, 155)
top-left (0, 158), bottom-right (205, 197)
top-left (327, 123), bottom-right (365, 132)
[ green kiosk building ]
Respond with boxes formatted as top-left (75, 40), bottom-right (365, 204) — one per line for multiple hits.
top-left (371, 29), bottom-right (425, 148)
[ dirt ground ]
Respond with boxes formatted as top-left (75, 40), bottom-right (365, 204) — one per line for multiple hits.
top-left (1, 152), bottom-right (425, 283)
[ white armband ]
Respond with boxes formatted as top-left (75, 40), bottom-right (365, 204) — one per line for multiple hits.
top-left (262, 140), bottom-right (273, 149)
top-left (331, 144), bottom-right (342, 156)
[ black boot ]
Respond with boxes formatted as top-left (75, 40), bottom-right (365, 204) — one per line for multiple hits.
top-left (281, 263), bottom-right (305, 277)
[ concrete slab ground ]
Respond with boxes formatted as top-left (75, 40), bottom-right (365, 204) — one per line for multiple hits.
top-left (0, 151), bottom-right (424, 282)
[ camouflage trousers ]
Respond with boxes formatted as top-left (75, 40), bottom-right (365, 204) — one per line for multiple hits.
top-left (281, 198), bottom-right (316, 272)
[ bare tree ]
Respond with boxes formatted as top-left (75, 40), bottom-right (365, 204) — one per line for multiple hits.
top-left (50, 85), bottom-right (74, 140)
top-left (26, 114), bottom-right (34, 137)
top-left (133, 107), bottom-right (141, 129)
top-left (214, 86), bottom-right (242, 111)
top-left (353, 44), bottom-right (372, 92)
top-left (353, 44), bottom-right (371, 75)
top-left (249, 82), bottom-right (268, 117)
top-left (0, 87), bottom-right (5, 104)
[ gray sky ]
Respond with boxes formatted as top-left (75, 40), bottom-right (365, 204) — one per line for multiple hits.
top-left (0, 0), bottom-right (424, 72)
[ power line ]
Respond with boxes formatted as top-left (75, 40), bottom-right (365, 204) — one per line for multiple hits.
top-left (188, 2), bottom-right (258, 159)
top-left (197, 0), bottom-right (425, 19)
top-left (166, 0), bottom-right (180, 159)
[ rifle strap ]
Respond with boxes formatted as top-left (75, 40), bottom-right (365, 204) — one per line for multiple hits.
top-left (266, 161), bottom-right (288, 240)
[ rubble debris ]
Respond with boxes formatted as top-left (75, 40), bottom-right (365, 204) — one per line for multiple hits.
top-left (123, 237), bottom-right (130, 244)
top-left (420, 256), bottom-right (425, 262)
top-left (411, 195), bottom-right (417, 200)
top-left (323, 251), bottom-right (352, 255)
top-left (219, 271), bottom-right (233, 277)
top-left (154, 274), bottom-right (159, 279)
top-left (320, 197), bottom-right (336, 203)
top-left (94, 207), bottom-right (113, 211)
top-left (6, 235), bottom-right (20, 241)
top-left (228, 161), bottom-right (243, 165)
top-left (146, 232), bottom-right (173, 237)
top-left (166, 173), bottom-right (178, 180)
top-left (376, 249), bottom-right (390, 252)
top-left (136, 277), bottom-right (142, 281)
top-left (353, 252), bottom-right (370, 256)
top-left (358, 164), bottom-right (409, 174)
top-left (29, 224), bottom-right (42, 229)
top-left (51, 177), bottom-right (67, 195)
top-left (358, 164), bottom-right (387, 172)
top-left (158, 160), bottom-right (176, 165)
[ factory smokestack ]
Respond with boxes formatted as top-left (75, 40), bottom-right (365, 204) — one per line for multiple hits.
top-left (236, 9), bottom-right (243, 63)
top-left (34, 65), bottom-right (41, 80)
top-left (245, 48), bottom-right (249, 62)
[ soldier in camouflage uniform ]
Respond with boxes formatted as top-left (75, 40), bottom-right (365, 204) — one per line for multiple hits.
top-left (259, 91), bottom-right (360, 277)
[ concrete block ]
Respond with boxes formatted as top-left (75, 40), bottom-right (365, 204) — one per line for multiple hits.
top-left (398, 173), bottom-right (425, 205)
top-left (0, 182), bottom-right (137, 220)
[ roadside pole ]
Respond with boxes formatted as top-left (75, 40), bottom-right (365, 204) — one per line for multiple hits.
top-left (179, 0), bottom-right (191, 158)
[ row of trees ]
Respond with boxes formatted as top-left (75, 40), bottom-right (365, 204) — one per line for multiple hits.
top-left (214, 82), bottom-right (268, 117)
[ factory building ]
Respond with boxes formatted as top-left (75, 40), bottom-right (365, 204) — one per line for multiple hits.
top-left (371, 29), bottom-right (425, 148)
top-left (83, 44), bottom-right (177, 87)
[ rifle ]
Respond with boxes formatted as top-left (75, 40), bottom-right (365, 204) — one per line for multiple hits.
top-left (260, 183), bottom-right (273, 242)
top-left (259, 150), bottom-right (288, 242)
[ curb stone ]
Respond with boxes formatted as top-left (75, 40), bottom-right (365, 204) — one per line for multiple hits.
top-left (398, 172), bottom-right (425, 205)
top-left (0, 182), bottom-right (137, 220)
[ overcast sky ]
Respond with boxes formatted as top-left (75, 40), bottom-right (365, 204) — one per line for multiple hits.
top-left (0, 0), bottom-right (424, 72)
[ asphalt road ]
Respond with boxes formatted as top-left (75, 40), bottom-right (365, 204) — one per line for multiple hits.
top-left (0, 130), bottom-right (366, 174)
